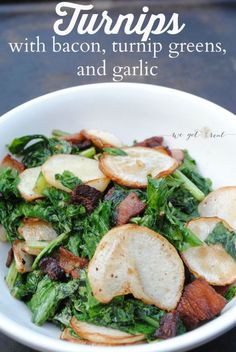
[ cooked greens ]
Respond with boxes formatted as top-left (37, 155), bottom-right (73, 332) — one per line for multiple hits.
top-left (73, 271), bottom-right (166, 338)
top-left (206, 222), bottom-right (236, 261)
top-left (1, 130), bottom-right (231, 345)
top-left (0, 167), bottom-right (20, 198)
top-left (225, 285), bottom-right (236, 301)
top-left (131, 177), bottom-right (203, 251)
top-left (55, 171), bottom-right (82, 190)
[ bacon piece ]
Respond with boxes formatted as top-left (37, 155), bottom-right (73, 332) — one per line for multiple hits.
top-left (71, 184), bottom-right (102, 213)
top-left (39, 257), bottom-right (65, 281)
top-left (1, 154), bottom-right (25, 173)
top-left (6, 248), bottom-right (14, 268)
top-left (70, 269), bottom-right (81, 279)
top-left (171, 149), bottom-right (185, 164)
top-left (177, 279), bottom-right (226, 329)
top-left (116, 192), bottom-right (146, 226)
top-left (104, 187), bottom-right (115, 201)
top-left (59, 247), bottom-right (88, 277)
top-left (134, 136), bottom-right (163, 148)
top-left (213, 285), bottom-right (230, 297)
top-left (61, 132), bottom-right (92, 150)
top-left (154, 312), bottom-right (180, 339)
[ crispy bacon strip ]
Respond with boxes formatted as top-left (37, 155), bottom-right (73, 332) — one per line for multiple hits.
top-left (134, 136), bottom-right (163, 148)
top-left (104, 187), bottom-right (115, 201)
top-left (39, 257), bottom-right (65, 281)
top-left (171, 149), bottom-right (184, 164)
top-left (71, 184), bottom-right (102, 213)
top-left (116, 192), bottom-right (146, 226)
top-left (155, 312), bottom-right (180, 339)
top-left (177, 279), bottom-right (226, 329)
top-left (1, 154), bottom-right (25, 173)
top-left (6, 248), bottom-right (14, 268)
top-left (61, 132), bottom-right (92, 150)
top-left (59, 247), bottom-right (88, 278)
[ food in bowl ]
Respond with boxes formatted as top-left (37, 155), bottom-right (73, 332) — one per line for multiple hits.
top-left (0, 128), bottom-right (235, 346)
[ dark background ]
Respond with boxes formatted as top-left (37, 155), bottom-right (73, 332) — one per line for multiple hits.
top-left (0, 0), bottom-right (236, 115)
top-left (0, 1), bottom-right (235, 351)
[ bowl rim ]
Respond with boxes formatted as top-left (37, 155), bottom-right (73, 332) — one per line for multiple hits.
top-left (0, 82), bottom-right (235, 352)
top-left (1, 82), bottom-right (235, 123)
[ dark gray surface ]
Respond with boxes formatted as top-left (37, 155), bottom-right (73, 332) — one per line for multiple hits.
top-left (0, 0), bottom-right (236, 115)
top-left (0, 1), bottom-right (235, 351)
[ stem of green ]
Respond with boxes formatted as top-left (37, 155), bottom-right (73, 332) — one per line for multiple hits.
top-left (26, 241), bottom-right (50, 251)
top-left (52, 129), bottom-right (70, 138)
top-left (33, 172), bottom-right (50, 195)
top-left (5, 260), bottom-right (18, 290)
top-left (79, 147), bottom-right (96, 158)
top-left (32, 232), bottom-right (69, 270)
top-left (173, 170), bottom-right (205, 201)
top-left (139, 314), bottom-right (160, 328)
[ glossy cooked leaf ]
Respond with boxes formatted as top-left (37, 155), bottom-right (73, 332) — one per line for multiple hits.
top-left (103, 148), bottom-right (128, 156)
top-left (225, 285), bottom-right (236, 301)
top-left (8, 135), bottom-right (48, 154)
top-left (53, 304), bottom-right (73, 327)
top-left (0, 167), bottom-right (20, 198)
top-left (32, 232), bottom-right (69, 269)
top-left (28, 276), bottom-right (79, 325)
top-left (0, 200), bottom-right (23, 242)
top-left (179, 151), bottom-right (212, 195)
top-left (79, 201), bottom-right (112, 259)
top-left (8, 134), bottom-right (72, 168)
top-left (9, 270), bottom-right (43, 300)
top-left (132, 177), bottom-right (202, 251)
top-left (205, 222), bottom-right (236, 261)
top-left (73, 271), bottom-right (165, 339)
top-left (55, 170), bottom-right (82, 190)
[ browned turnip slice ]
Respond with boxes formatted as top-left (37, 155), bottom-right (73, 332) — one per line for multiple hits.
top-left (12, 240), bottom-right (33, 273)
top-left (70, 317), bottom-right (145, 345)
top-left (18, 167), bottom-right (42, 201)
top-left (198, 187), bottom-right (236, 230)
top-left (182, 217), bottom-right (236, 285)
top-left (88, 224), bottom-right (185, 311)
top-left (60, 328), bottom-right (83, 344)
top-left (81, 129), bottom-right (124, 149)
top-left (61, 328), bottom-right (101, 345)
top-left (41, 154), bottom-right (110, 192)
top-left (18, 218), bottom-right (57, 242)
top-left (1, 154), bottom-right (25, 173)
top-left (99, 147), bottom-right (178, 188)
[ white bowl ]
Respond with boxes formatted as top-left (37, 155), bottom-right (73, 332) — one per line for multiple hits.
top-left (0, 83), bottom-right (235, 352)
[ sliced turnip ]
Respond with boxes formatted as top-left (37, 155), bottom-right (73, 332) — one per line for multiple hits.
top-left (81, 129), bottom-right (124, 149)
top-left (88, 224), bottom-right (185, 311)
top-left (70, 318), bottom-right (145, 345)
top-left (61, 328), bottom-right (93, 345)
top-left (18, 218), bottom-right (57, 242)
top-left (99, 147), bottom-right (178, 188)
top-left (198, 187), bottom-right (236, 230)
top-left (86, 177), bottom-right (110, 192)
top-left (12, 240), bottom-right (33, 273)
top-left (18, 166), bottom-right (42, 201)
top-left (41, 154), bottom-right (109, 192)
top-left (182, 217), bottom-right (236, 286)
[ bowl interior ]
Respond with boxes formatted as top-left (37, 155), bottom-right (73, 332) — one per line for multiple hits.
top-left (0, 83), bottom-right (235, 352)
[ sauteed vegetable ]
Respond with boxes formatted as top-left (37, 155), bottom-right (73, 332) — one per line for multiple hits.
top-left (0, 129), bottom-right (235, 345)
